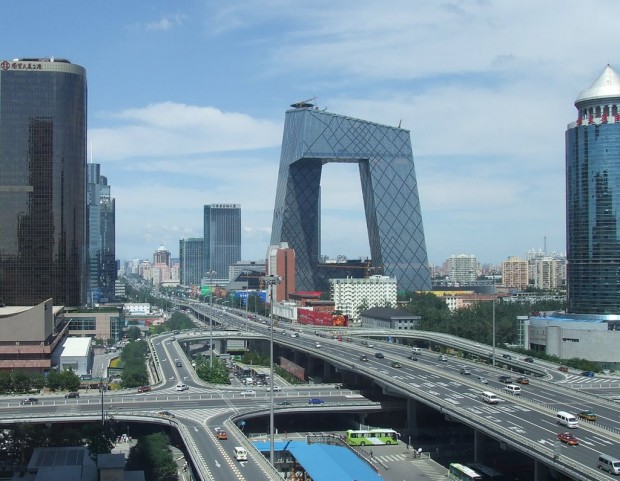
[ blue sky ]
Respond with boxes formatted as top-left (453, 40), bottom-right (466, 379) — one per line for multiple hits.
top-left (3, 1), bottom-right (619, 266)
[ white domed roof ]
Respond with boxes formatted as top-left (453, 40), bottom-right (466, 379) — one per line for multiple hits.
top-left (575, 64), bottom-right (620, 105)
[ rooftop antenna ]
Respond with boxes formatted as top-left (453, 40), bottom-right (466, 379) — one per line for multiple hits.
top-left (398, 119), bottom-right (402, 128)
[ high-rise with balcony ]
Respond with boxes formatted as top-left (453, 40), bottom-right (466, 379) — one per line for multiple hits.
top-left (0, 58), bottom-right (87, 307)
top-left (204, 204), bottom-right (241, 283)
top-left (566, 65), bottom-right (620, 314)
top-left (501, 256), bottom-right (528, 290)
top-left (446, 255), bottom-right (478, 285)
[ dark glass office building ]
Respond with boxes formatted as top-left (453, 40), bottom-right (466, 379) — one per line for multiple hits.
top-left (0, 58), bottom-right (87, 307)
top-left (87, 163), bottom-right (116, 304)
top-left (566, 65), bottom-right (620, 315)
top-left (180, 238), bottom-right (204, 286)
top-left (270, 104), bottom-right (431, 293)
top-left (203, 204), bottom-right (241, 282)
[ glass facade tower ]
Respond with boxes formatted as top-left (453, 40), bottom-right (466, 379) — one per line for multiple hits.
top-left (271, 105), bottom-right (431, 292)
top-left (566, 65), bottom-right (620, 314)
top-left (0, 58), bottom-right (87, 307)
top-left (180, 238), bottom-right (204, 286)
top-left (87, 163), bottom-right (116, 304)
top-left (203, 204), bottom-right (241, 282)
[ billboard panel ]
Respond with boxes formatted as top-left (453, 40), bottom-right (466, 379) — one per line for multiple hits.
top-left (297, 309), bottom-right (348, 327)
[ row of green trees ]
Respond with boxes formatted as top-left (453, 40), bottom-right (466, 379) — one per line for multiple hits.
top-left (194, 355), bottom-right (230, 384)
top-left (127, 433), bottom-right (177, 481)
top-left (0, 369), bottom-right (80, 395)
top-left (120, 340), bottom-right (149, 388)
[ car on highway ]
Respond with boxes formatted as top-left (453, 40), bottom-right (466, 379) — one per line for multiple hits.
top-left (308, 398), bottom-right (325, 405)
top-left (20, 397), bottom-right (38, 405)
top-left (407, 355), bottom-right (418, 361)
top-left (215, 428), bottom-right (228, 440)
top-left (374, 352), bottom-right (384, 359)
top-left (158, 410), bottom-right (175, 418)
top-left (277, 400), bottom-right (292, 406)
top-left (64, 392), bottom-right (80, 398)
top-left (290, 333), bottom-right (299, 338)
top-left (476, 376), bottom-right (488, 384)
top-left (137, 385), bottom-right (151, 393)
top-left (359, 355), bottom-right (369, 362)
top-left (176, 383), bottom-right (189, 391)
top-left (523, 357), bottom-right (534, 363)
top-left (515, 376), bottom-right (530, 385)
top-left (580, 370), bottom-right (595, 377)
top-left (498, 375), bottom-right (513, 384)
top-left (459, 367), bottom-right (471, 375)
top-left (266, 385), bottom-right (282, 392)
top-left (241, 389), bottom-right (256, 396)
top-left (315, 342), bottom-right (322, 348)
top-left (438, 355), bottom-right (448, 362)
top-left (578, 409), bottom-right (597, 421)
top-left (557, 432), bottom-right (579, 446)
top-left (390, 361), bottom-right (402, 368)
top-left (502, 354), bottom-right (512, 360)
top-left (558, 365), bottom-right (569, 373)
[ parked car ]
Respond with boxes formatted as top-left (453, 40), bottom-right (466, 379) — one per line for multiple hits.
top-left (64, 392), bottom-right (80, 399)
top-left (20, 397), bottom-right (38, 405)
top-left (578, 410), bottom-right (597, 421)
top-left (390, 361), bottom-right (402, 368)
top-left (374, 352), bottom-right (384, 359)
top-left (515, 376), bottom-right (530, 385)
top-left (308, 398), bottom-right (325, 405)
top-left (557, 432), bottom-right (579, 446)
top-left (581, 370), bottom-right (595, 377)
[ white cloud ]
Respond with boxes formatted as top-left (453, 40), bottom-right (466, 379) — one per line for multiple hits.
top-left (90, 103), bottom-right (282, 161)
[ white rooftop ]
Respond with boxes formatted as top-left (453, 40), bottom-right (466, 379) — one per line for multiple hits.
top-left (61, 337), bottom-right (91, 357)
top-left (575, 64), bottom-right (620, 105)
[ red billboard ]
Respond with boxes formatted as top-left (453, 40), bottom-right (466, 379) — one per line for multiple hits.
top-left (297, 309), bottom-right (348, 327)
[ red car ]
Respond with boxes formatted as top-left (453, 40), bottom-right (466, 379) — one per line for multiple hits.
top-left (557, 432), bottom-right (579, 446)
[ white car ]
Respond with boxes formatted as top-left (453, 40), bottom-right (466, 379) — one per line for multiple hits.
top-left (315, 342), bottom-right (322, 348)
top-left (176, 383), bottom-right (189, 391)
top-left (266, 385), bottom-right (282, 392)
top-left (241, 389), bottom-right (256, 396)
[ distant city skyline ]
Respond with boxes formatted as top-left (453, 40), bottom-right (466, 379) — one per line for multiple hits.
top-left (6, 3), bottom-right (617, 267)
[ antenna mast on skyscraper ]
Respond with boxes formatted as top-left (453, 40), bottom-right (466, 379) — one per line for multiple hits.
top-left (290, 97), bottom-right (318, 109)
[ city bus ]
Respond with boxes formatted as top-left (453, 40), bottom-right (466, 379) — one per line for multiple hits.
top-left (345, 428), bottom-right (400, 446)
top-left (466, 463), bottom-right (503, 480)
top-left (448, 463), bottom-right (483, 481)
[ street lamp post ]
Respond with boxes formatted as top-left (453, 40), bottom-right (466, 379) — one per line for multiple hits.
top-left (206, 270), bottom-right (217, 368)
top-left (262, 274), bottom-right (282, 466)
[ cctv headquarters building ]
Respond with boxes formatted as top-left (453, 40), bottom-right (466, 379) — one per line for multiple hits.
top-left (270, 103), bottom-right (431, 293)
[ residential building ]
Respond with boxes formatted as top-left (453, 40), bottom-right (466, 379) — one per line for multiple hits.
top-left (0, 57), bottom-right (87, 307)
top-left (270, 104), bottom-right (431, 293)
top-left (566, 64), bottom-right (620, 315)
top-left (330, 275), bottom-right (397, 322)
top-left (204, 204), bottom-right (241, 283)
top-left (87, 163), bottom-right (116, 304)
top-left (179, 238), bottom-right (204, 286)
top-left (502, 256), bottom-right (529, 290)
top-left (446, 255), bottom-right (478, 285)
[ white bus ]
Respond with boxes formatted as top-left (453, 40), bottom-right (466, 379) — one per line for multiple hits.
top-left (448, 463), bottom-right (483, 481)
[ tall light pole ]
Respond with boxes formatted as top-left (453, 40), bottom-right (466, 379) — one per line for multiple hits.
top-left (242, 270), bottom-right (250, 332)
top-left (262, 274), bottom-right (282, 466)
top-left (206, 270), bottom-right (217, 368)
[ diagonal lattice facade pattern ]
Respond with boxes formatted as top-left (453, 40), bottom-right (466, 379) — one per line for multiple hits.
top-left (271, 107), bottom-right (431, 293)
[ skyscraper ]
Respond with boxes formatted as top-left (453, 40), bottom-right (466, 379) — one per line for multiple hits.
top-left (0, 58), bottom-right (87, 306)
top-left (179, 238), bottom-right (204, 287)
top-left (87, 163), bottom-right (116, 304)
top-left (566, 65), bottom-right (620, 315)
top-left (203, 204), bottom-right (241, 282)
top-left (271, 103), bottom-right (431, 293)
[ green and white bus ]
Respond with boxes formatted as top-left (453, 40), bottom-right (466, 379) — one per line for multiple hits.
top-left (448, 463), bottom-right (483, 481)
top-left (345, 428), bottom-right (400, 446)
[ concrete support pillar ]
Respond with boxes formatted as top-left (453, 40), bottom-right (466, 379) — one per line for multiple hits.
top-left (474, 430), bottom-right (481, 462)
top-left (406, 398), bottom-right (419, 437)
top-left (534, 459), bottom-right (548, 481)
